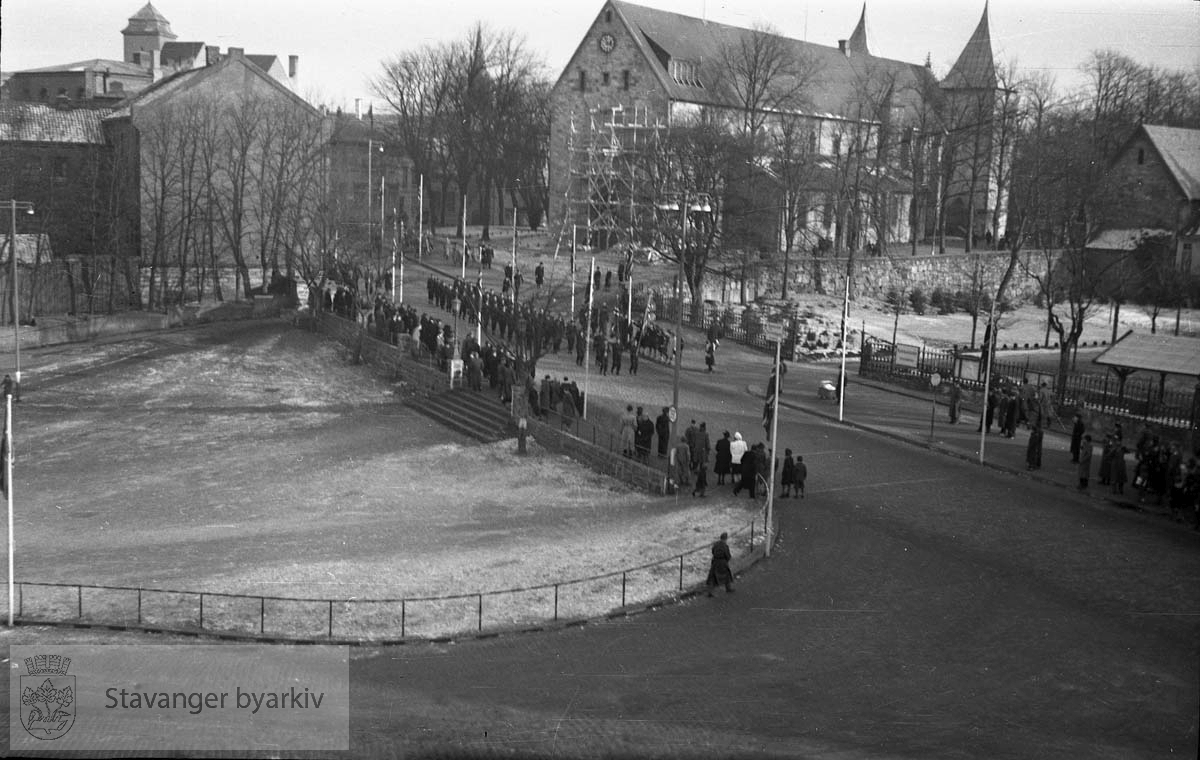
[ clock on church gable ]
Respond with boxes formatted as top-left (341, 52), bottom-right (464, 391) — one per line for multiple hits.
top-left (598, 33), bottom-right (616, 53)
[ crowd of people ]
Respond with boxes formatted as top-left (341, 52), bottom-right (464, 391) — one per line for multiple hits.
top-left (1071, 416), bottom-right (1200, 527)
top-left (975, 374), bottom-right (1200, 530)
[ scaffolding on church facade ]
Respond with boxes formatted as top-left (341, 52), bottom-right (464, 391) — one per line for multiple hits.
top-left (568, 103), bottom-right (665, 250)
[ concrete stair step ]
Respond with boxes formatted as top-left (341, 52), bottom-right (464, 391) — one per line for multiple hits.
top-left (410, 390), bottom-right (513, 442)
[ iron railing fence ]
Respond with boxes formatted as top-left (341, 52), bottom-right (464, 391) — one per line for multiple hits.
top-left (8, 501), bottom-right (775, 642)
top-left (861, 337), bottom-right (1197, 429)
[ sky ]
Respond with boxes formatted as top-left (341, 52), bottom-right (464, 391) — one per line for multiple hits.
top-left (2, 0), bottom-right (1197, 110)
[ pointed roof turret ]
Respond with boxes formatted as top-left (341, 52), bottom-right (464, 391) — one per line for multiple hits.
top-left (122, 3), bottom-right (177, 40)
top-left (846, 4), bottom-right (871, 56)
top-left (944, 3), bottom-right (995, 89)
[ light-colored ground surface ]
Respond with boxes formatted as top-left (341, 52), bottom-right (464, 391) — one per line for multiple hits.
top-left (4, 321), bottom-right (759, 639)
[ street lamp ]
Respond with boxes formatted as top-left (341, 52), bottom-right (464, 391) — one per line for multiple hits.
top-left (3, 198), bottom-right (32, 628)
top-left (656, 193), bottom-right (712, 472)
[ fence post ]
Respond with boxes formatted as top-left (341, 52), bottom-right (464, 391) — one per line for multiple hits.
top-left (621, 572), bottom-right (627, 607)
top-left (18, 583), bottom-right (22, 617)
top-left (401, 600), bottom-right (406, 638)
top-left (553, 585), bottom-right (559, 621)
top-left (260, 597), bottom-right (265, 634)
top-left (1102, 375), bottom-right (1110, 412)
top-left (328, 600), bottom-right (333, 639)
top-left (679, 555), bottom-right (684, 591)
top-left (478, 594), bottom-right (483, 632)
top-left (137, 589), bottom-right (142, 625)
top-left (198, 593), bottom-right (203, 629)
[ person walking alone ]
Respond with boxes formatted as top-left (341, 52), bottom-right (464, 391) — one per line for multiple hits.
top-left (705, 532), bottom-right (734, 596)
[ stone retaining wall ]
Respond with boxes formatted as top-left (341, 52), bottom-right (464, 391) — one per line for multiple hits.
top-left (701, 250), bottom-right (1059, 306)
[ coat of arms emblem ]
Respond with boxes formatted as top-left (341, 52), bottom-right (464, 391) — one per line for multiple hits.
top-left (19, 654), bottom-right (75, 740)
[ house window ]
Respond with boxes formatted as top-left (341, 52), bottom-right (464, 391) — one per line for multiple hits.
top-left (77, 87), bottom-right (86, 99)
top-left (579, 70), bottom-right (587, 92)
top-left (39, 88), bottom-right (48, 101)
top-left (808, 130), bottom-right (817, 154)
top-left (1184, 243), bottom-right (1194, 273)
top-left (832, 134), bottom-right (841, 157)
top-left (605, 9), bottom-right (612, 22)
top-left (52, 157), bottom-right (68, 182)
top-left (602, 71), bottom-right (610, 87)
top-left (622, 70), bottom-right (631, 90)
top-left (1137, 148), bottom-right (1145, 165)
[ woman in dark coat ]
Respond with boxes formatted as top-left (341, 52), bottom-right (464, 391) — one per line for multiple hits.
top-left (714, 431), bottom-right (733, 484)
top-left (1069, 413), bottom-right (1085, 463)
top-left (705, 532), bottom-right (734, 595)
top-left (780, 449), bottom-right (796, 497)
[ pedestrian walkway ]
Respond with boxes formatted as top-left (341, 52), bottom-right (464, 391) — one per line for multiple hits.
top-left (402, 254), bottom-right (1194, 529)
top-left (760, 365), bottom-right (1194, 528)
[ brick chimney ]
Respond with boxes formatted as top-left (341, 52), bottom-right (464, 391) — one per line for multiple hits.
top-left (205, 45), bottom-right (220, 66)
top-left (838, 40), bottom-right (849, 57)
top-left (228, 47), bottom-right (244, 58)
top-left (288, 55), bottom-right (298, 80)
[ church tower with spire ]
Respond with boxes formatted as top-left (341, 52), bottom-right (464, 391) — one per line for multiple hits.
top-left (939, 3), bottom-right (1010, 248)
top-left (122, 3), bottom-right (177, 68)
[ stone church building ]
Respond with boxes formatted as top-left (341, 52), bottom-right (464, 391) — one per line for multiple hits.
top-left (549, 0), bottom-right (1009, 255)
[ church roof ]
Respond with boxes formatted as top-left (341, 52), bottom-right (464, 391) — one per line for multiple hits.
top-left (0, 102), bottom-right (111, 144)
top-left (1142, 124), bottom-right (1200, 201)
top-left (943, 4), bottom-right (995, 89)
top-left (846, 4), bottom-right (870, 56)
top-left (122, 2), bottom-right (177, 39)
top-left (607, 0), bottom-right (933, 119)
top-left (18, 59), bottom-right (148, 77)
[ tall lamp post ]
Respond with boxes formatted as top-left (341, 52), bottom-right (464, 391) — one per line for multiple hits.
top-left (6, 201), bottom-right (34, 392)
top-left (4, 199), bottom-right (33, 628)
top-left (656, 193), bottom-right (712, 471)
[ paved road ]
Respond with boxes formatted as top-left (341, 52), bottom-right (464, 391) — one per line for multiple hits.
top-left (350, 279), bottom-right (1200, 758)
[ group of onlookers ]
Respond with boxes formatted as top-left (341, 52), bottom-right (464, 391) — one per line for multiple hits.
top-left (1072, 417), bottom-right (1200, 527)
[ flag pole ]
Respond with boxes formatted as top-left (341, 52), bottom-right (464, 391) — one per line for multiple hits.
top-left (417, 174), bottom-right (424, 261)
top-left (583, 256), bottom-right (594, 418)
